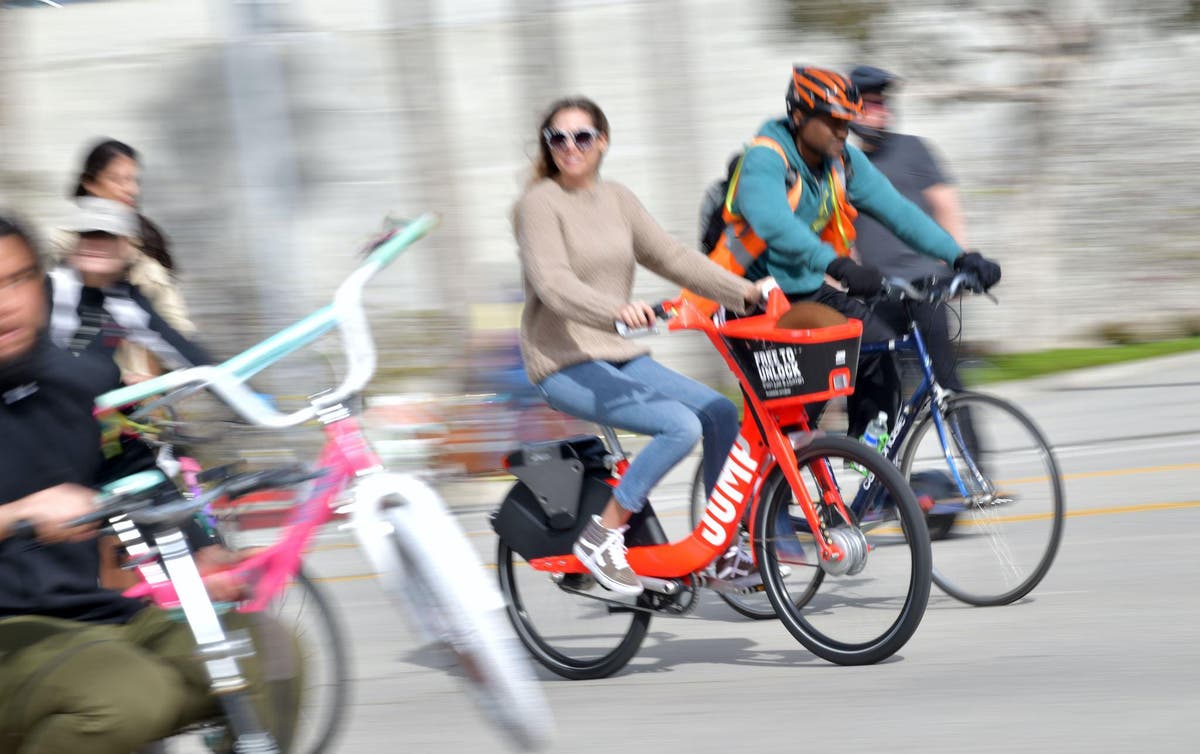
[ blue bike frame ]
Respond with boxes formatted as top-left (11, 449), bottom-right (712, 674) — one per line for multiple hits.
top-left (853, 318), bottom-right (980, 518)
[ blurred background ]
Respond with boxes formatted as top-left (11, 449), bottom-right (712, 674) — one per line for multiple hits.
top-left (2, 0), bottom-right (1199, 473)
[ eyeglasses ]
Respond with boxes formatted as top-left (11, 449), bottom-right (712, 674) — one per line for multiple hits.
top-left (0, 265), bottom-right (40, 294)
top-left (543, 127), bottom-right (602, 153)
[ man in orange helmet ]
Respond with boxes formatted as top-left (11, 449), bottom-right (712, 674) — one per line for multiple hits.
top-left (732, 65), bottom-right (1001, 439)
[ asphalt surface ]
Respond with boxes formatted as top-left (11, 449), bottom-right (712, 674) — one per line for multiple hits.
top-left (276, 352), bottom-right (1200, 753)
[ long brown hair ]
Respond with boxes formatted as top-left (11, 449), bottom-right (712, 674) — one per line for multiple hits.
top-left (73, 138), bottom-right (176, 273)
top-left (529, 96), bottom-right (610, 184)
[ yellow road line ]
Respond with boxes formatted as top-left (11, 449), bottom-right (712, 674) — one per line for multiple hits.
top-left (308, 572), bottom-right (380, 583)
top-left (873, 498), bottom-right (1200, 533)
top-left (309, 501), bottom-right (1200, 582)
top-left (1005, 461), bottom-right (1200, 486)
top-left (1063, 499), bottom-right (1200, 518)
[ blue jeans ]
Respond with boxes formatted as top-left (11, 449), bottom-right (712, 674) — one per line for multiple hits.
top-left (537, 356), bottom-right (739, 514)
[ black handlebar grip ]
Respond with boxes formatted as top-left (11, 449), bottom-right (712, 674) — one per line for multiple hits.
top-left (66, 507), bottom-right (116, 529)
top-left (7, 520), bottom-right (36, 540)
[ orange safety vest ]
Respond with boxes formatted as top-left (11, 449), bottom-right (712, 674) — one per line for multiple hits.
top-left (685, 137), bottom-right (857, 315)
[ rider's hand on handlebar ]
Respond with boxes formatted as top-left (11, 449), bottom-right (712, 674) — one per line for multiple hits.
top-left (748, 277), bottom-right (778, 309)
top-left (14, 484), bottom-right (99, 543)
top-left (615, 301), bottom-right (657, 330)
top-left (953, 251), bottom-right (1001, 291)
top-left (826, 257), bottom-right (884, 297)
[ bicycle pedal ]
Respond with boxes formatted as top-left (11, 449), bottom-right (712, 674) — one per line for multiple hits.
top-left (554, 573), bottom-right (596, 591)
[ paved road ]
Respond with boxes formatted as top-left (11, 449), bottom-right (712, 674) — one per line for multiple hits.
top-left (297, 352), bottom-right (1200, 753)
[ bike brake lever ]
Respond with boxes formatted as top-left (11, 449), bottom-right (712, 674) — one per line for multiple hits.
top-left (223, 465), bottom-right (326, 501)
top-left (127, 485), bottom-right (225, 528)
top-left (882, 277), bottom-right (920, 302)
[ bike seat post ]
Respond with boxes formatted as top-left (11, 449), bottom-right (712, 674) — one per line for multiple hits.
top-left (600, 425), bottom-right (627, 464)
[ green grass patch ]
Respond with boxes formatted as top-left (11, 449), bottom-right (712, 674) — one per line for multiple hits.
top-left (966, 336), bottom-right (1200, 384)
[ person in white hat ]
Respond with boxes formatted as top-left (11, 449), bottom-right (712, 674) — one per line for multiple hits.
top-left (48, 196), bottom-right (211, 387)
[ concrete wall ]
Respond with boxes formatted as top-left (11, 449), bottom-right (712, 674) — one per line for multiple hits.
top-left (3, 0), bottom-right (1198, 397)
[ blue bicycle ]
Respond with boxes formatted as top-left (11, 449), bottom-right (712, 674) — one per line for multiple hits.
top-left (691, 273), bottom-right (1065, 614)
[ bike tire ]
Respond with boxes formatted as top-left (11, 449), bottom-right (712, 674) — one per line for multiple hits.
top-left (355, 474), bottom-right (554, 750)
top-left (497, 539), bottom-right (651, 680)
top-left (755, 434), bottom-right (932, 666)
top-left (156, 568), bottom-right (347, 754)
top-left (687, 460), bottom-right (822, 620)
top-left (899, 390), bottom-right (1065, 607)
top-left (273, 569), bottom-right (350, 754)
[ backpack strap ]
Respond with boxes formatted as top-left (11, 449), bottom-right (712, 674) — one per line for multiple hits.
top-left (725, 136), bottom-right (802, 219)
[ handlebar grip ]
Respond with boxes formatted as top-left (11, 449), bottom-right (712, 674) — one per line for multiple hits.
top-left (7, 520), bottom-right (36, 540)
top-left (66, 506), bottom-right (122, 529)
top-left (614, 302), bottom-right (671, 338)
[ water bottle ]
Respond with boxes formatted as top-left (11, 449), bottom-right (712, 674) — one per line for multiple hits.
top-left (848, 411), bottom-right (889, 475)
top-left (861, 411), bottom-right (890, 454)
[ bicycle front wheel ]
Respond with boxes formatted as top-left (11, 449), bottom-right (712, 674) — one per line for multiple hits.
top-left (755, 434), bottom-right (932, 666)
top-left (899, 391), bottom-right (1065, 606)
top-left (355, 474), bottom-right (554, 750)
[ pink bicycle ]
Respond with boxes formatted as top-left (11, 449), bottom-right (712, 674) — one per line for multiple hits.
top-left (86, 214), bottom-right (554, 752)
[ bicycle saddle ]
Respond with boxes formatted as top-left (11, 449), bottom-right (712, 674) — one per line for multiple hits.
top-left (776, 301), bottom-right (848, 330)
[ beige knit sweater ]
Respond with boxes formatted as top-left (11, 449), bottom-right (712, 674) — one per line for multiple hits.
top-left (515, 178), bottom-right (758, 383)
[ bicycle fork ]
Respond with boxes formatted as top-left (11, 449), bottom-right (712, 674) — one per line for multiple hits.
top-left (156, 528), bottom-right (282, 754)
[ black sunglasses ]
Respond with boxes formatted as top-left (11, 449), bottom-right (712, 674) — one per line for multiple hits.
top-left (543, 127), bottom-right (602, 153)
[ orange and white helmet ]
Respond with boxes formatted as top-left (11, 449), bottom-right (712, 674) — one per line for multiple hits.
top-left (786, 66), bottom-right (863, 121)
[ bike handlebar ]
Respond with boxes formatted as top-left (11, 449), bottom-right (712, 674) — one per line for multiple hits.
top-left (880, 272), bottom-right (996, 305)
top-left (11, 465), bottom-right (327, 541)
top-left (613, 302), bottom-right (672, 338)
top-left (614, 281), bottom-right (788, 338)
top-left (95, 213), bottom-right (441, 427)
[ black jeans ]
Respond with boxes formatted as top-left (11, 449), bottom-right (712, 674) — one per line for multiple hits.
top-left (870, 297), bottom-right (963, 392)
top-left (870, 296), bottom-right (982, 462)
top-left (789, 284), bottom-right (900, 438)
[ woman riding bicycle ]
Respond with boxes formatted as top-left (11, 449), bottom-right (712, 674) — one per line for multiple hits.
top-left (513, 96), bottom-right (773, 596)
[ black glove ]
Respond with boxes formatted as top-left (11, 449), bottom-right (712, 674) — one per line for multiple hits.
top-left (953, 251), bottom-right (1001, 291)
top-left (826, 257), bottom-right (884, 297)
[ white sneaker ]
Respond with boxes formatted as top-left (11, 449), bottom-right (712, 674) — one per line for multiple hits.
top-left (712, 543), bottom-right (791, 587)
top-left (572, 516), bottom-right (643, 596)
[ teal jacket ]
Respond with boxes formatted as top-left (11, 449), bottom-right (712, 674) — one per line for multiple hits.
top-left (736, 118), bottom-right (963, 294)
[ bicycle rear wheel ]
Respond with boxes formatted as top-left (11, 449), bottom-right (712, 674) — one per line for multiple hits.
top-left (158, 569), bottom-right (346, 754)
top-left (755, 434), bottom-right (932, 666)
top-left (354, 474), bottom-right (554, 750)
top-left (497, 539), bottom-right (651, 680)
top-left (899, 391), bottom-right (1064, 606)
top-left (688, 461), bottom-right (821, 620)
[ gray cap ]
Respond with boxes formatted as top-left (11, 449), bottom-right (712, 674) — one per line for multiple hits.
top-left (69, 196), bottom-right (138, 238)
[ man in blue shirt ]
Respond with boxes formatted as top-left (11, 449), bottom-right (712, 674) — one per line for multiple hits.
top-left (849, 64), bottom-right (971, 400)
top-left (736, 65), bottom-right (1001, 437)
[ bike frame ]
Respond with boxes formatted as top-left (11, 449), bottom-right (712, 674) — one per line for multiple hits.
top-left (857, 296), bottom-right (982, 509)
top-left (528, 292), bottom-right (863, 579)
top-left (94, 215), bottom-right (439, 610)
top-left (121, 416), bottom-right (379, 612)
